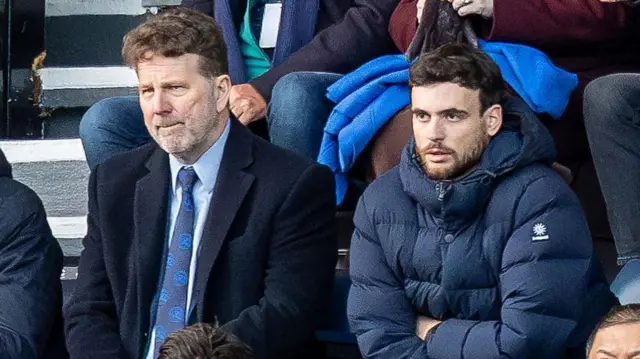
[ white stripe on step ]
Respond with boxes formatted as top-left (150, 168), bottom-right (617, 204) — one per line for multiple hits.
top-left (41, 67), bottom-right (138, 90)
top-left (49, 216), bottom-right (87, 239)
top-left (0, 139), bottom-right (86, 163)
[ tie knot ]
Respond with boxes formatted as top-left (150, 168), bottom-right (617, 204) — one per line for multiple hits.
top-left (177, 167), bottom-right (198, 193)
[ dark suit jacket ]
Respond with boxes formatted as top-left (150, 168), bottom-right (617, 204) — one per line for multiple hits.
top-left (63, 119), bottom-right (338, 359)
top-left (0, 150), bottom-right (67, 359)
top-left (180, 0), bottom-right (400, 101)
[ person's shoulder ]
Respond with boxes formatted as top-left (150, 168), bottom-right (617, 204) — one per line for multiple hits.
top-left (0, 177), bottom-right (48, 242)
top-left (0, 177), bottom-right (45, 216)
top-left (99, 142), bottom-right (158, 169)
top-left (250, 134), bottom-right (323, 178)
top-left (499, 162), bottom-right (580, 209)
top-left (93, 142), bottom-right (159, 181)
top-left (358, 166), bottom-right (415, 220)
top-left (361, 166), bottom-right (406, 203)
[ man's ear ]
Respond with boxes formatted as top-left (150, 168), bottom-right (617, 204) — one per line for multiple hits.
top-left (214, 74), bottom-right (232, 113)
top-left (484, 104), bottom-right (503, 136)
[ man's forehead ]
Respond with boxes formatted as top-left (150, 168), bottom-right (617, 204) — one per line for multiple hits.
top-left (592, 323), bottom-right (640, 354)
top-left (137, 53), bottom-right (201, 72)
top-left (411, 83), bottom-right (480, 111)
top-left (136, 54), bottom-right (202, 81)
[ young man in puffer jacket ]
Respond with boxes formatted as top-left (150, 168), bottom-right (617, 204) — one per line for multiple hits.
top-left (347, 43), bottom-right (616, 359)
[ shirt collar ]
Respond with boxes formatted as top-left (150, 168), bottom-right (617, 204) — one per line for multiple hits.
top-left (169, 119), bottom-right (230, 195)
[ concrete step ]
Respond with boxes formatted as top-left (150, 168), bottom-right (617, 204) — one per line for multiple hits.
top-left (1, 139), bottom-right (88, 259)
top-left (41, 0), bottom-right (148, 138)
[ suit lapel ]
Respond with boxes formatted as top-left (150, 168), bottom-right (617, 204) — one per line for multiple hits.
top-left (215, 0), bottom-right (247, 84)
top-left (273, 0), bottom-right (319, 66)
top-left (192, 119), bottom-right (255, 318)
top-left (134, 147), bottom-right (170, 346)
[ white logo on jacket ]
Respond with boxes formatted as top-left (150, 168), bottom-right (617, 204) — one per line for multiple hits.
top-left (532, 223), bottom-right (549, 241)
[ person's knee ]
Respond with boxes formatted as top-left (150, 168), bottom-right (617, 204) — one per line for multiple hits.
top-left (584, 75), bottom-right (635, 131)
top-left (269, 72), bottom-right (332, 129)
top-left (79, 97), bottom-right (137, 141)
top-left (271, 72), bottom-right (331, 108)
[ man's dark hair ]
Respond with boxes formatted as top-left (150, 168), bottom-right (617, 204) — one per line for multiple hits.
top-left (409, 43), bottom-right (505, 114)
top-left (122, 7), bottom-right (228, 78)
top-left (585, 304), bottom-right (640, 356)
top-left (158, 323), bottom-right (254, 359)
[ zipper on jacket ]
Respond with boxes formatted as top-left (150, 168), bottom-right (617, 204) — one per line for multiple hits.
top-left (435, 182), bottom-right (447, 201)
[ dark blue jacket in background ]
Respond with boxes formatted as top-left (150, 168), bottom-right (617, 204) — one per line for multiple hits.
top-left (180, 0), bottom-right (399, 101)
top-left (347, 97), bottom-right (616, 359)
top-left (0, 150), bottom-right (67, 359)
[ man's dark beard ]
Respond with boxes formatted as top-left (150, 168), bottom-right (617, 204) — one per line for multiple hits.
top-left (416, 135), bottom-right (490, 181)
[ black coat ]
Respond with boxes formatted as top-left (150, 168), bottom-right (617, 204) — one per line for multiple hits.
top-left (63, 119), bottom-right (338, 359)
top-left (0, 150), bottom-right (67, 359)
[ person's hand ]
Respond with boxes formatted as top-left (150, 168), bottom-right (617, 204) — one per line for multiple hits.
top-left (229, 84), bottom-right (267, 125)
top-left (449, 0), bottom-right (494, 18)
top-left (417, 0), bottom-right (427, 23)
top-left (416, 316), bottom-right (442, 340)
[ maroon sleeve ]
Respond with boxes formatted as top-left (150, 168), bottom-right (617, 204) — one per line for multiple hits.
top-left (388, 0), bottom-right (418, 53)
top-left (487, 0), bottom-right (631, 47)
top-left (250, 0), bottom-right (400, 102)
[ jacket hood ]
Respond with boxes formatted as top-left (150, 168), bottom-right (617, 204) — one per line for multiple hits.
top-left (399, 96), bottom-right (556, 229)
top-left (0, 149), bottom-right (13, 179)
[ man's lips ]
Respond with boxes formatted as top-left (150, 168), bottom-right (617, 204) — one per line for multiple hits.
top-left (426, 149), bottom-right (452, 155)
top-left (423, 149), bottom-right (453, 163)
top-left (157, 123), bottom-right (183, 130)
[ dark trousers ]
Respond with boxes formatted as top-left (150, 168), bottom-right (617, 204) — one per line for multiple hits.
top-left (584, 73), bottom-right (640, 266)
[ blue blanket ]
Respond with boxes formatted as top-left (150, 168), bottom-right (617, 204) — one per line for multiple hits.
top-left (318, 41), bottom-right (579, 204)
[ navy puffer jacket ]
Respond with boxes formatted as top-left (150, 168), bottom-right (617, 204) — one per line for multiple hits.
top-left (347, 97), bottom-right (616, 359)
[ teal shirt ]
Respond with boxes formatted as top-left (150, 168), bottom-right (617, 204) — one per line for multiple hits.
top-left (239, 0), bottom-right (271, 81)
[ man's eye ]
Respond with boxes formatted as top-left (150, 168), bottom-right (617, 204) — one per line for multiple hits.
top-left (416, 113), bottom-right (429, 121)
top-left (447, 114), bottom-right (461, 122)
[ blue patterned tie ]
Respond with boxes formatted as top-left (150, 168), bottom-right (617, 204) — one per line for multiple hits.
top-left (152, 167), bottom-right (198, 357)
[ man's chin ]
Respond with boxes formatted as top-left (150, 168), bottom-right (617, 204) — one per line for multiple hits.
top-left (423, 162), bottom-right (452, 180)
top-left (156, 138), bottom-right (188, 156)
top-left (424, 168), bottom-right (452, 181)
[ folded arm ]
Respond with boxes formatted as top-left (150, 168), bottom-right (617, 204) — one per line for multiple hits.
top-left (349, 174), bottom-right (601, 358)
top-left (421, 175), bottom-right (599, 358)
top-left (347, 196), bottom-right (429, 358)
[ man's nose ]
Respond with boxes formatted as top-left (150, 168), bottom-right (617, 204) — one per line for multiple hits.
top-left (151, 92), bottom-right (172, 115)
top-left (425, 117), bottom-right (446, 141)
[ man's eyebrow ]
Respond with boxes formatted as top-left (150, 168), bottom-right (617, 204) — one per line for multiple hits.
top-left (437, 108), bottom-right (469, 116)
top-left (596, 348), bottom-right (616, 356)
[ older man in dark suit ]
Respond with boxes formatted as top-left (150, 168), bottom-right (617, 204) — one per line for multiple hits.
top-left (63, 8), bottom-right (337, 359)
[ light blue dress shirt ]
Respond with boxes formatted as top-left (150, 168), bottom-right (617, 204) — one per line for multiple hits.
top-left (145, 120), bottom-right (230, 358)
